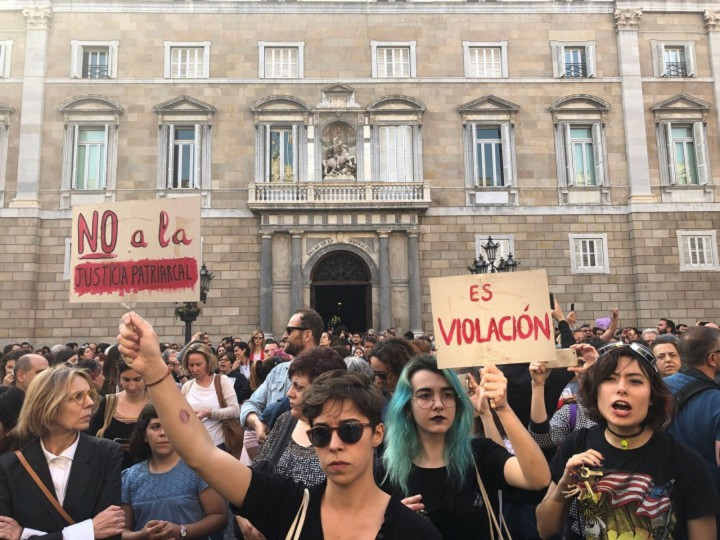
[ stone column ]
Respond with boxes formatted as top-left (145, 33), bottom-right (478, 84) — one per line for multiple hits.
top-left (290, 231), bottom-right (303, 312)
top-left (705, 11), bottom-right (720, 146)
top-left (407, 231), bottom-right (422, 335)
top-left (378, 230), bottom-right (391, 331)
top-left (259, 233), bottom-right (273, 336)
top-left (614, 8), bottom-right (655, 203)
top-left (11, 6), bottom-right (52, 208)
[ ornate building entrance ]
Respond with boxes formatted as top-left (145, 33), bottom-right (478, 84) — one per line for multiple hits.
top-left (311, 251), bottom-right (371, 331)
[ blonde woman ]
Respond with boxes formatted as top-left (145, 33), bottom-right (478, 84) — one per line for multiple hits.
top-left (180, 343), bottom-right (240, 449)
top-left (248, 330), bottom-right (265, 363)
top-left (0, 365), bottom-right (125, 539)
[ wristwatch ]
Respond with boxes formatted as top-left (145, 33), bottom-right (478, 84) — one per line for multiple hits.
top-left (180, 525), bottom-right (187, 537)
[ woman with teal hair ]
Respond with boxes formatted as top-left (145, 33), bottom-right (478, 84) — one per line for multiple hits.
top-left (377, 354), bottom-right (550, 539)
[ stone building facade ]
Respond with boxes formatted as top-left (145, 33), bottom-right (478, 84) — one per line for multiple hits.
top-left (1, 0), bottom-right (720, 343)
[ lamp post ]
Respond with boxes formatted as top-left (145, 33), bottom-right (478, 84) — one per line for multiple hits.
top-left (467, 236), bottom-right (520, 274)
top-left (176, 263), bottom-right (214, 344)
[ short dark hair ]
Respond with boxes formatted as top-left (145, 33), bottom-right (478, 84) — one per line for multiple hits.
top-left (651, 334), bottom-right (680, 353)
top-left (288, 347), bottom-right (346, 383)
top-left (363, 335), bottom-right (377, 345)
top-left (77, 359), bottom-right (102, 379)
top-left (302, 370), bottom-right (385, 427)
top-left (129, 402), bottom-right (159, 461)
top-left (294, 308), bottom-right (324, 346)
top-left (579, 347), bottom-right (673, 431)
top-left (659, 318), bottom-right (676, 333)
top-left (679, 325), bottom-right (720, 368)
top-left (52, 347), bottom-right (78, 366)
top-left (403, 331), bottom-right (415, 340)
top-left (368, 338), bottom-right (418, 377)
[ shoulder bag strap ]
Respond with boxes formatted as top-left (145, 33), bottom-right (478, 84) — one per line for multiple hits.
top-left (96, 393), bottom-right (117, 439)
top-left (285, 488), bottom-right (309, 540)
top-left (213, 375), bottom-right (227, 408)
top-left (474, 463), bottom-right (511, 540)
top-left (14, 450), bottom-right (76, 525)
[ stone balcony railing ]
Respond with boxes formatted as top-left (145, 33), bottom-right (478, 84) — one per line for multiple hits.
top-left (247, 181), bottom-right (432, 210)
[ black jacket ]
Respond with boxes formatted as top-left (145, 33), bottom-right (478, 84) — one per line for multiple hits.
top-left (0, 433), bottom-right (122, 539)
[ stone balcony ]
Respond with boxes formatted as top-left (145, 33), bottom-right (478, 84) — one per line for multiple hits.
top-left (247, 181), bottom-right (432, 211)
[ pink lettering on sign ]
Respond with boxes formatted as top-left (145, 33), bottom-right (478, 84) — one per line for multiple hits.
top-left (73, 257), bottom-right (199, 297)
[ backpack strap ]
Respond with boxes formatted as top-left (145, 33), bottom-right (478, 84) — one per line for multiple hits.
top-left (675, 367), bottom-right (720, 409)
top-left (568, 403), bottom-right (578, 432)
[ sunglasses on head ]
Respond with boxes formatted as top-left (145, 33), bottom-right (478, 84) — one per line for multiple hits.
top-left (597, 341), bottom-right (658, 371)
top-left (306, 422), bottom-right (373, 448)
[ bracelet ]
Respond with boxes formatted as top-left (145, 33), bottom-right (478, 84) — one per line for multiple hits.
top-left (531, 382), bottom-right (545, 387)
top-left (146, 367), bottom-right (172, 388)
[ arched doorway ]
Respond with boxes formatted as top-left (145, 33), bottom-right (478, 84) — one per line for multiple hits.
top-left (311, 251), bottom-right (371, 332)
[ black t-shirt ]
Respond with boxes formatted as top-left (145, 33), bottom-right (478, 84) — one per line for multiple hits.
top-left (551, 427), bottom-right (720, 540)
top-left (377, 437), bottom-right (512, 540)
top-left (233, 470), bottom-right (442, 540)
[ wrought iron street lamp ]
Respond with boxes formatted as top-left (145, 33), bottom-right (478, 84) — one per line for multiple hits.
top-left (467, 236), bottom-right (521, 274)
top-left (176, 263), bottom-right (214, 343)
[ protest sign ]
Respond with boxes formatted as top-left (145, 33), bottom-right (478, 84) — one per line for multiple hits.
top-left (429, 269), bottom-right (556, 368)
top-left (70, 197), bottom-right (202, 303)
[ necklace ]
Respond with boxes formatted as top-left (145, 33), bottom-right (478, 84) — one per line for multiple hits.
top-left (606, 426), bottom-right (645, 450)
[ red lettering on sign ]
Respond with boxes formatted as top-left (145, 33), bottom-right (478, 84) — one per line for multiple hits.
top-left (77, 210), bottom-right (118, 259)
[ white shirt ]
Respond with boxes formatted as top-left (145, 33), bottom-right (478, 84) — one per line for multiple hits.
top-left (20, 435), bottom-right (94, 540)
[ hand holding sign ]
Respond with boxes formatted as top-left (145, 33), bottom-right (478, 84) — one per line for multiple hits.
top-left (480, 365), bottom-right (508, 410)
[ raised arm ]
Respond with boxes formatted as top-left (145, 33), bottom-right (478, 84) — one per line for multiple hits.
top-left (480, 365), bottom-right (550, 491)
top-left (117, 313), bottom-right (252, 508)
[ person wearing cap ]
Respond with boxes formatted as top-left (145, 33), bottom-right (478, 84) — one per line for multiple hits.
top-left (536, 341), bottom-right (719, 539)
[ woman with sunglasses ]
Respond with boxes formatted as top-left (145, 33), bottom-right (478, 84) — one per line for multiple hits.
top-left (378, 355), bottom-right (550, 539)
top-left (117, 312), bottom-right (442, 539)
top-left (536, 343), bottom-right (719, 539)
top-left (0, 365), bottom-right (125, 539)
top-left (121, 402), bottom-right (226, 539)
top-left (248, 330), bottom-right (265, 363)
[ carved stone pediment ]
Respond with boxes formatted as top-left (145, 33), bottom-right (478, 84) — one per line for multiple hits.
top-left (549, 94), bottom-right (609, 114)
top-left (317, 85), bottom-right (359, 109)
top-left (458, 95), bottom-right (519, 124)
top-left (59, 95), bottom-right (123, 124)
top-left (154, 95), bottom-right (216, 114)
top-left (650, 94), bottom-right (712, 113)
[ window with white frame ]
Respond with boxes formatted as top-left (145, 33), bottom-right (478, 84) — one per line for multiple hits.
top-left (550, 41), bottom-right (596, 78)
top-left (71, 41), bottom-right (119, 79)
top-left (651, 41), bottom-right (696, 78)
top-left (463, 42), bottom-right (507, 78)
top-left (569, 234), bottom-right (609, 274)
top-left (0, 41), bottom-right (12, 78)
top-left (164, 42), bottom-right (210, 79)
top-left (555, 123), bottom-right (605, 187)
top-left (657, 121), bottom-right (708, 186)
top-left (677, 231), bottom-right (719, 271)
top-left (72, 125), bottom-right (108, 189)
top-left (258, 42), bottom-right (304, 79)
top-left (264, 125), bottom-right (298, 183)
top-left (154, 95), bottom-right (215, 198)
top-left (59, 96), bottom-right (121, 207)
top-left (378, 125), bottom-right (414, 182)
top-left (459, 96), bottom-right (519, 204)
top-left (371, 41), bottom-right (416, 78)
top-left (472, 126), bottom-right (506, 187)
top-left (162, 124), bottom-right (207, 189)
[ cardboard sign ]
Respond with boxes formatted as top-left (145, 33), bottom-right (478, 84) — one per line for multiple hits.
top-left (70, 197), bottom-right (202, 303)
top-left (430, 269), bottom-right (557, 368)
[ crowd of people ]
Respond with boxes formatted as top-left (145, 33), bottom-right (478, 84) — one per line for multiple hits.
top-left (0, 307), bottom-right (717, 539)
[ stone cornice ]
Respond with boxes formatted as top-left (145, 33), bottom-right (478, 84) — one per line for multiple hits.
top-left (22, 5), bottom-right (52, 30)
top-left (614, 8), bottom-right (642, 32)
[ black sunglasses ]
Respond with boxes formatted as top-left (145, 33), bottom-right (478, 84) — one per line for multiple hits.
top-left (306, 422), bottom-right (373, 448)
top-left (597, 341), bottom-right (658, 372)
top-left (286, 326), bottom-right (309, 335)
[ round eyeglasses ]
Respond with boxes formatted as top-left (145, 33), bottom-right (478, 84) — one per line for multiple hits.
top-left (413, 390), bottom-right (457, 409)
